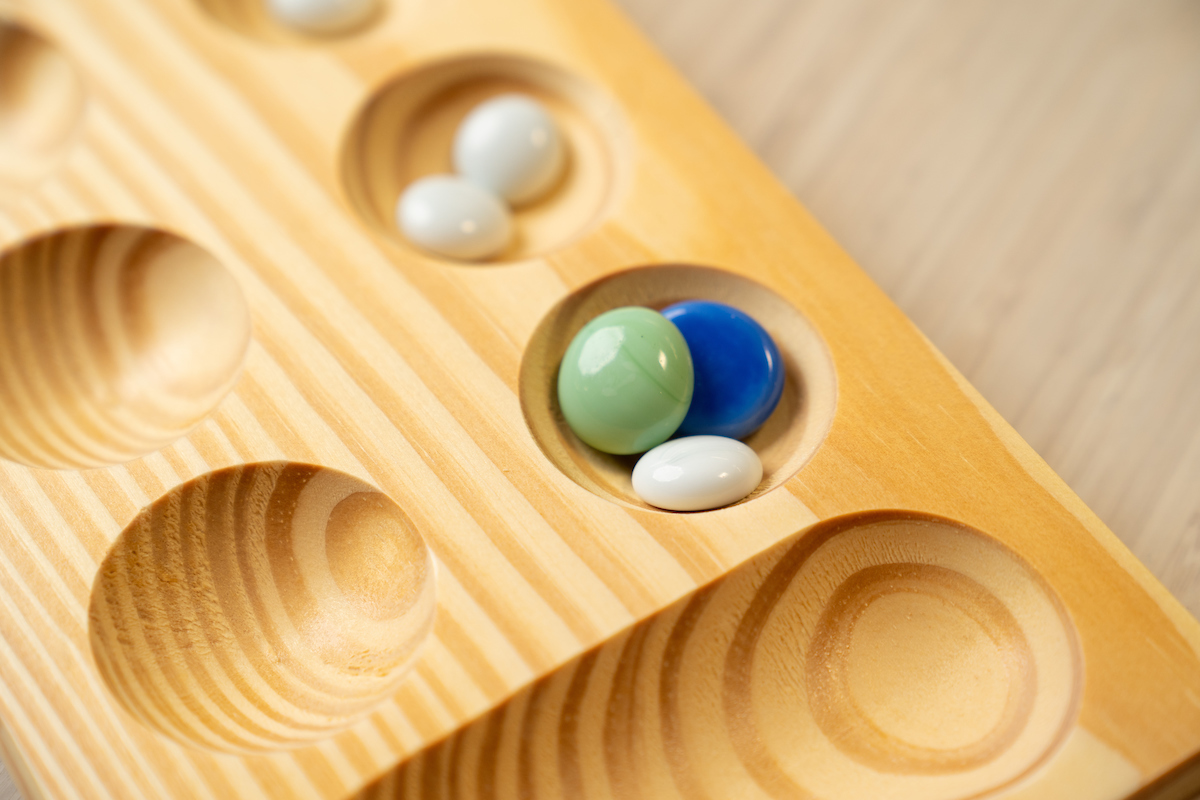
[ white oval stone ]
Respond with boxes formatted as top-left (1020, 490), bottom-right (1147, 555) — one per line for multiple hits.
top-left (396, 175), bottom-right (512, 261)
top-left (453, 94), bottom-right (565, 205)
top-left (267, 0), bottom-right (378, 33)
top-left (632, 436), bottom-right (763, 511)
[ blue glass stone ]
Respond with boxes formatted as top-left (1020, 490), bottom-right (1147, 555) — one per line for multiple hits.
top-left (660, 300), bottom-right (784, 440)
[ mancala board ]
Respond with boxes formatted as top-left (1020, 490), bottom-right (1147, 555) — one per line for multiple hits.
top-left (0, 0), bottom-right (1198, 798)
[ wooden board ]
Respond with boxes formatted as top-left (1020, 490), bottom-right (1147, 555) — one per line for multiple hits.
top-left (0, 0), bottom-right (1197, 798)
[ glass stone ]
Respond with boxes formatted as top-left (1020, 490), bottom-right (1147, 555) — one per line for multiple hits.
top-left (557, 306), bottom-right (693, 454)
top-left (661, 300), bottom-right (784, 440)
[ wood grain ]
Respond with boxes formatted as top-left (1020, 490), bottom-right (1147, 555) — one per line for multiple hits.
top-left (0, 225), bottom-right (251, 469)
top-left (0, 20), bottom-right (85, 191)
top-left (355, 513), bottom-right (1099, 800)
top-left (89, 462), bottom-right (436, 753)
top-left (0, 0), bottom-right (1196, 798)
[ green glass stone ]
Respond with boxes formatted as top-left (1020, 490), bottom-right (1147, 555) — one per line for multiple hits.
top-left (557, 306), bottom-right (694, 455)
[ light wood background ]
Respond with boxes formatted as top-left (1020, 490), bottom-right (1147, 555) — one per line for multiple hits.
top-left (2, 0), bottom-right (1198, 795)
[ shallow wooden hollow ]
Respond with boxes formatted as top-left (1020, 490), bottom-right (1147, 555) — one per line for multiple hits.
top-left (356, 512), bottom-right (1082, 799)
top-left (0, 20), bottom-right (86, 190)
top-left (520, 264), bottom-right (836, 509)
top-left (88, 462), bottom-right (437, 754)
top-left (341, 52), bottom-right (631, 263)
top-left (735, 514), bottom-right (1082, 797)
top-left (0, 225), bottom-right (251, 470)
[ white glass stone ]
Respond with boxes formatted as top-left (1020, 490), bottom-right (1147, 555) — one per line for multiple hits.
top-left (632, 435), bottom-right (763, 512)
top-left (396, 175), bottom-right (512, 261)
top-left (266, 0), bottom-right (378, 34)
top-left (453, 94), bottom-right (565, 205)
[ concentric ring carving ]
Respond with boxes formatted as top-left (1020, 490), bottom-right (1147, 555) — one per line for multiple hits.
top-left (0, 225), bottom-right (250, 469)
top-left (89, 462), bottom-right (437, 753)
top-left (354, 512), bottom-right (1081, 799)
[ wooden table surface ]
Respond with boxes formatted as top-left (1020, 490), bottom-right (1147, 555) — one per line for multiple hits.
top-left (2, 0), bottom-right (1198, 796)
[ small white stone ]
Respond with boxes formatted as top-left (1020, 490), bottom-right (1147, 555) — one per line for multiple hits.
top-left (632, 436), bottom-right (763, 512)
top-left (266, 0), bottom-right (378, 34)
top-left (396, 175), bottom-right (512, 261)
top-left (453, 94), bottom-right (565, 205)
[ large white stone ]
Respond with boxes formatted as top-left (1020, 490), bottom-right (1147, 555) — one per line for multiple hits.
top-left (267, 0), bottom-right (378, 34)
top-left (453, 94), bottom-right (565, 205)
top-left (396, 175), bottom-right (512, 261)
top-left (632, 435), bottom-right (763, 511)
